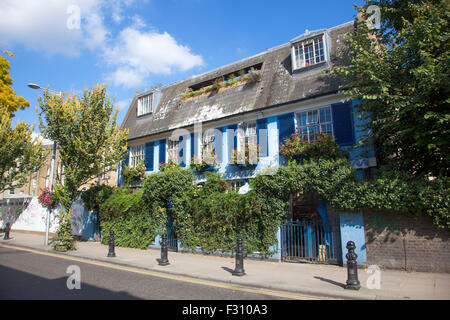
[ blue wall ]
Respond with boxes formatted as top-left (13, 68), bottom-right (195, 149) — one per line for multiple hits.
top-left (339, 212), bottom-right (367, 265)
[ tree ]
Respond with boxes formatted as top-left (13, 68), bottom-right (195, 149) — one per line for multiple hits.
top-left (328, 0), bottom-right (449, 177)
top-left (38, 84), bottom-right (128, 250)
top-left (0, 48), bottom-right (46, 194)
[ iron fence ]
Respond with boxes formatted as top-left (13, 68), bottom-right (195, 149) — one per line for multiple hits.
top-left (281, 218), bottom-right (337, 264)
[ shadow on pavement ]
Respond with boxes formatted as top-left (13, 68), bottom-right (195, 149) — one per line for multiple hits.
top-left (0, 265), bottom-right (141, 300)
top-left (314, 276), bottom-right (346, 289)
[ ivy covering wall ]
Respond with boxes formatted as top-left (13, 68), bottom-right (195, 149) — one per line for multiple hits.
top-left (91, 137), bottom-right (448, 253)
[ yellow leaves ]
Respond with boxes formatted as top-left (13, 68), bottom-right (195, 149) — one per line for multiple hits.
top-left (0, 48), bottom-right (30, 116)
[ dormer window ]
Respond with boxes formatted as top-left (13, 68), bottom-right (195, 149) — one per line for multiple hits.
top-left (137, 93), bottom-right (154, 117)
top-left (291, 33), bottom-right (327, 71)
top-left (136, 88), bottom-right (163, 117)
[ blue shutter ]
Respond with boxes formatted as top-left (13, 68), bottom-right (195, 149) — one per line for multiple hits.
top-left (278, 113), bottom-right (295, 146)
top-left (145, 142), bottom-right (154, 171)
top-left (214, 127), bottom-right (224, 163)
top-left (190, 132), bottom-right (195, 158)
top-left (331, 102), bottom-right (354, 146)
top-left (124, 147), bottom-right (130, 166)
top-left (159, 139), bottom-right (166, 165)
top-left (179, 135), bottom-right (186, 167)
top-left (257, 118), bottom-right (268, 157)
top-left (227, 124), bottom-right (237, 163)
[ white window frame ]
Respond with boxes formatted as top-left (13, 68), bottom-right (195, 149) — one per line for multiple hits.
top-left (292, 35), bottom-right (326, 70)
top-left (201, 130), bottom-right (215, 159)
top-left (295, 105), bottom-right (334, 143)
top-left (137, 93), bottom-right (154, 117)
top-left (167, 139), bottom-right (179, 163)
top-left (236, 121), bottom-right (257, 152)
top-left (228, 179), bottom-right (246, 192)
top-left (129, 145), bottom-right (145, 168)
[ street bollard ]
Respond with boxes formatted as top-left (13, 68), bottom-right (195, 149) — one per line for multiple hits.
top-left (232, 237), bottom-right (246, 276)
top-left (344, 241), bottom-right (361, 290)
top-left (107, 229), bottom-right (116, 257)
top-left (159, 233), bottom-right (170, 266)
top-left (3, 222), bottom-right (10, 240)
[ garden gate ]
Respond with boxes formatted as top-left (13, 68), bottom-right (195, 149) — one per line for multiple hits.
top-left (281, 218), bottom-right (337, 264)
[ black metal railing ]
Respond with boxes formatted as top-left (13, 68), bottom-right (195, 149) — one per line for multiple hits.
top-left (281, 218), bottom-right (337, 264)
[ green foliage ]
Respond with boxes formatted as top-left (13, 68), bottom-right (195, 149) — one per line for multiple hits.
top-left (329, 170), bottom-right (450, 228)
top-left (52, 213), bottom-right (74, 252)
top-left (279, 132), bottom-right (348, 161)
top-left (122, 160), bottom-right (145, 187)
top-left (190, 151), bottom-right (219, 172)
top-left (99, 188), bottom-right (165, 249)
top-left (0, 49), bottom-right (46, 193)
top-left (0, 48), bottom-right (29, 115)
top-left (81, 184), bottom-right (114, 213)
top-left (38, 84), bottom-right (128, 248)
top-left (172, 173), bottom-right (268, 253)
top-left (142, 162), bottom-right (195, 212)
top-left (327, 0), bottom-right (450, 177)
top-left (181, 68), bottom-right (261, 100)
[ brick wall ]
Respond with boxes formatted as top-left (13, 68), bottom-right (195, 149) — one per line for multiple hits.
top-left (363, 210), bottom-right (450, 273)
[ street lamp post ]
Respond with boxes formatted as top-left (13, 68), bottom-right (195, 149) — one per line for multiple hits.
top-left (28, 83), bottom-right (59, 246)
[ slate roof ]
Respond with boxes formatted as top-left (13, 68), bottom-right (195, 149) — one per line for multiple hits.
top-left (122, 21), bottom-right (355, 142)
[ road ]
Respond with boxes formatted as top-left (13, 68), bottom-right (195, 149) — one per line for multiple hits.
top-left (0, 246), bottom-right (313, 300)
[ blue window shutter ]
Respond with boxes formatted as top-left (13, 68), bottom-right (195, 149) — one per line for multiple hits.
top-left (145, 142), bottom-right (154, 171)
top-left (124, 147), bottom-right (130, 167)
top-left (190, 132), bottom-right (195, 158)
top-left (331, 102), bottom-right (354, 146)
top-left (159, 139), bottom-right (166, 165)
top-left (227, 124), bottom-right (237, 163)
top-left (257, 118), bottom-right (268, 157)
top-left (278, 113), bottom-right (295, 146)
top-left (179, 135), bottom-right (186, 167)
top-left (214, 127), bottom-right (224, 163)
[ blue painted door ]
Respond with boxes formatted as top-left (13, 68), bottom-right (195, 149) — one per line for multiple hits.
top-left (81, 208), bottom-right (99, 241)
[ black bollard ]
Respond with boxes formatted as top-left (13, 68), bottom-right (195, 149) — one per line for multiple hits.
top-left (3, 222), bottom-right (10, 240)
top-left (107, 229), bottom-right (116, 257)
top-left (159, 233), bottom-right (170, 266)
top-left (232, 237), bottom-right (245, 276)
top-left (344, 241), bottom-right (361, 290)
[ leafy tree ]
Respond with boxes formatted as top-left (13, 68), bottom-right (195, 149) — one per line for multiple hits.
top-left (328, 0), bottom-right (449, 177)
top-left (38, 84), bottom-right (128, 250)
top-left (0, 48), bottom-right (46, 193)
top-left (0, 47), bottom-right (29, 116)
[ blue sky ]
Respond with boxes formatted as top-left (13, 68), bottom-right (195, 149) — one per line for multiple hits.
top-left (1, 0), bottom-right (364, 135)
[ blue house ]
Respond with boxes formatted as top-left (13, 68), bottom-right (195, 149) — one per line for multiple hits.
top-left (119, 21), bottom-right (375, 265)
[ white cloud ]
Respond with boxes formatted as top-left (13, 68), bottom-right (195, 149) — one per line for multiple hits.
top-left (0, 0), bottom-right (204, 88)
top-left (115, 98), bottom-right (132, 111)
top-left (0, 0), bottom-right (107, 56)
top-left (104, 27), bottom-right (204, 87)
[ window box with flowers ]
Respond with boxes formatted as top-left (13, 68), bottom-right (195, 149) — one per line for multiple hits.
top-left (279, 131), bottom-right (348, 161)
top-left (190, 151), bottom-right (220, 173)
top-left (231, 142), bottom-right (260, 168)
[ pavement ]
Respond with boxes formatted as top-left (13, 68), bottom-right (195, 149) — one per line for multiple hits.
top-left (1, 230), bottom-right (449, 300)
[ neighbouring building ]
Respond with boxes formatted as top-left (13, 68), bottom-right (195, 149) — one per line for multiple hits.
top-left (1, 139), bottom-right (117, 240)
top-left (118, 21), bottom-right (450, 272)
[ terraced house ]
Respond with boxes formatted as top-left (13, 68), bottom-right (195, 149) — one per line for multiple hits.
top-left (119, 21), bottom-right (376, 265)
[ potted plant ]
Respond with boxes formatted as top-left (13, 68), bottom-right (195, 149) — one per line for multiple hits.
top-left (38, 188), bottom-right (59, 210)
top-left (190, 151), bottom-right (219, 172)
top-left (231, 142), bottom-right (259, 168)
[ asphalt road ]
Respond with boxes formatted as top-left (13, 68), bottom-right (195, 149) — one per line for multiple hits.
top-left (0, 246), bottom-right (298, 300)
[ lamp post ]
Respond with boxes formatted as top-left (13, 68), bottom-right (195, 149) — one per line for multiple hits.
top-left (27, 83), bottom-right (60, 246)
